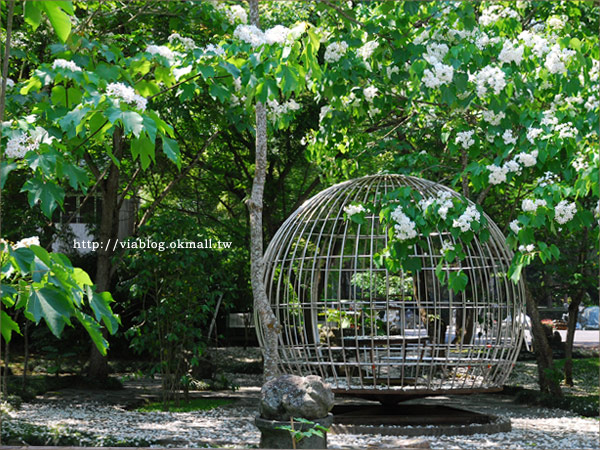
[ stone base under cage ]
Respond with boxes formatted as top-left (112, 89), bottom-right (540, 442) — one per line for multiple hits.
top-left (330, 403), bottom-right (511, 437)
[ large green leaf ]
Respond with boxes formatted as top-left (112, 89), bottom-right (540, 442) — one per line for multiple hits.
top-left (88, 289), bottom-right (119, 334)
top-left (21, 178), bottom-right (65, 218)
top-left (26, 287), bottom-right (73, 337)
top-left (0, 162), bottom-right (17, 188)
top-left (162, 136), bottom-right (181, 168)
top-left (107, 109), bottom-right (144, 137)
top-left (1, 311), bottom-right (21, 342)
top-left (74, 310), bottom-right (108, 356)
top-left (131, 133), bottom-right (155, 170)
top-left (38, 1), bottom-right (74, 43)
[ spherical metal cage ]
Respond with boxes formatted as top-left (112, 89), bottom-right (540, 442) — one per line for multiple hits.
top-left (258, 174), bottom-right (525, 399)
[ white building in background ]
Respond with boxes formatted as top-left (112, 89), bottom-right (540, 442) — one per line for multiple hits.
top-left (52, 195), bottom-right (138, 254)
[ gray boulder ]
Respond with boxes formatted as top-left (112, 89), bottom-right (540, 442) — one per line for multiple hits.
top-left (259, 374), bottom-right (334, 420)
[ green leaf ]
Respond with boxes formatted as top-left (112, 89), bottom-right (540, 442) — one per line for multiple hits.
top-left (38, 1), bottom-right (74, 43)
top-left (26, 287), bottom-right (73, 337)
top-left (24, 1), bottom-right (43, 29)
top-left (131, 133), bottom-right (155, 170)
top-left (74, 310), bottom-right (109, 356)
top-left (0, 162), bottom-right (17, 188)
top-left (448, 271), bottom-right (468, 292)
top-left (1, 311), bottom-right (21, 342)
top-left (107, 109), bottom-right (144, 137)
top-left (162, 136), bottom-right (181, 167)
top-left (59, 106), bottom-right (90, 136)
top-left (88, 289), bottom-right (119, 334)
top-left (21, 178), bottom-right (65, 218)
top-left (61, 163), bottom-right (89, 191)
top-left (209, 83), bottom-right (230, 103)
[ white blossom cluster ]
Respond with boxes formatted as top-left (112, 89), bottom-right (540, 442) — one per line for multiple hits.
top-left (482, 110), bottom-right (505, 126)
top-left (424, 42), bottom-right (449, 64)
top-left (225, 5), bottom-right (248, 24)
top-left (386, 65), bottom-right (399, 78)
top-left (547, 15), bottom-right (567, 30)
top-left (105, 82), bottom-right (147, 111)
top-left (554, 200), bottom-right (577, 224)
top-left (52, 58), bottom-right (82, 72)
top-left (487, 164), bottom-right (509, 184)
top-left (452, 205), bottom-right (480, 232)
top-left (515, 150), bottom-right (539, 167)
top-left (498, 40), bottom-right (524, 65)
top-left (540, 110), bottom-right (558, 128)
top-left (12, 236), bottom-right (40, 249)
top-left (554, 122), bottom-right (578, 139)
top-left (544, 44), bottom-right (576, 74)
top-left (266, 98), bottom-right (300, 122)
top-left (455, 130), bottom-right (475, 149)
top-left (391, 206), bottom-right (417, 241)
top-left (358, 40), bottom-right (379, 60)
top-left (571, 152), bottom-right (589, 171)
top-left (324, 41), bottom-right (348, 63)
top-left (518, 244), bottom-right (535, 253)
top-left (509, 220), bottom-right (521, 234)
top-left (419, 190), bottom-right (454, 220)
top-left (526, 127), bottom-right (543, 144)
top-left (5, 130), bottom-right (44, 159)
top-left (502, 129), bottom-right (517, 145)
top-left (363, 86), bottom-right (378, 102)
top-left (233, 23), bottom-right (304, 47)
top-left (472, 66), bottom-right (506, 97)
top-left (168, 33), bottom-right (196, 51)
top-left (2, 77), bottom-right (14, 88)
top-left (479, 4), bottom-right (519, 26)
top-left (202, 44), bottom-right (225, 57)
top-left (584, 95), bottom-right (598, 112)
top-left (537, 171), bottom-right (559, 187)
top-left (517, 31), bottom-right (550, 57)
top-left (522, 198), bottom-right (547, 212)
top-left (343, 204), bottom-right (365, 216)
top-left (423, 62), bottom-right (454, 89)
top-left (173, 66), bottom-right (192, 80)
top-left (146, 45), bottom-right (179, 63)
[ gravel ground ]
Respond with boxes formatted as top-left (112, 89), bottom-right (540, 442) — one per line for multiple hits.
top-left (3, 347), bottom-right (599, 449)
top-left (4, 391), bottom-right (599, 449)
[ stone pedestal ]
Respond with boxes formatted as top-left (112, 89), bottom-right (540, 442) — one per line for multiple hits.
top-left (255, 413), bottom-right (333, 449)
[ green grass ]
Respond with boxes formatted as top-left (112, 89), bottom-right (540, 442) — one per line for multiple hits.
top-left (137, 397), bottom-right (233, 412)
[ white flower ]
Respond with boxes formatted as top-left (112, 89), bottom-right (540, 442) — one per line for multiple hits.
top-left (265, 25), bottom-right (291, 45)
top-left (526, 127), bottom-right (543, 144)
top-left (233, 24), bottom-right (266, 47)
top-left (3, 77), bottom-right (15, 88)
top-left (436, 191), bottom-right (454, 220)
top-left (509, 220), bottom-right (521, 234)
top-left (554, 200), bottom-right (576, 224)
top-left (358, 40), bottom-right (379, 60)
top-left (324, 41), bottom-right (348, 63)
top-left (52, 58), bottom-right (82, 72)
top-left (518, 31), bottom-right (549, 57)
top-left (502, 129), bottom-right (517, 145)
top-left (522, 198), bottom-right (547, 212)
top-left (418, 196), bottom-right (435, 211)
top-left (474, 66), bottom-right (506, 97)
top-left (202, 44), bottom-right (225, 57)
top-left (146, 45), bottom-right (177, 62)
top-left (225, 5), bottom-right (248, 24)
top-left (266, 98), bottom-right (301, 122)
top-left (487, 164), bottom-right (508, 185)
top-left (547, 15), bottom-right (566, 30)
top-left (173, 66), bottom-right (192, 80)
top-left (105, 82), bottom-right (147, 111)
top-left (319, 105), bottom-right (331, 123)
top-left (363, 86), bottom-right (378, 102)
top-left (514, 150), bottom-right (538, 167)
top-left (456, 130), bottom-right (475, 149)
top-left (441, 241), bottom-right (455, 253)
top-left (504, 160), bottom-right (522, 175)
top-left (537, 171), bottom-right (559, 187)
top-left (424, 42), bottom-right (449, 64)
top-left (544, 44), bottom-right (575, 74)
top-left (571, 152), bottom-right (589, 171)
top-left (518, 244), bottom-right (535, 253)
top-left (479, 5), bottom-right (519, 26)
top-left (584, 95), bottom-right (599, 112)
top-left (498, 40), bottom-right (524, 65)
top-left (540, 110), bottom-right (558, 129)
top-left (554, 123), bottom-right (578, 139)
top-left (482, 110), bottom-right (505, 126)
top-left (423, 62), bottom-right (454, 88)
top-left (13, 236), bottom-right (40, 249)
top-left (344, 204), bottom-right (365, 216)
top-left (391, 206), bottom-right (417, 241)
top-left (5, 131), bottom-right (42, 159)
top-left (452, 205), bottom-right (480, 232)
top-left (168, 33), bottom-right (196, 51)
top-left (386, 65), bottom-right (399, 78)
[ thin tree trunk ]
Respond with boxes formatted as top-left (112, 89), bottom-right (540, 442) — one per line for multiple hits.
top-left (22, 321), bottom-right (29, 389)
top-left (88, 126), bottom-right (123, 380)
top-left (524, 276), bottom-right (563, 396)
top-left (247, 0), bottom-right (280, 380)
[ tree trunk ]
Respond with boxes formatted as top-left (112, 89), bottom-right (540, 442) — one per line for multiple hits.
top-left (87, 127), bottom-right (123, 380)
top-left (524, 276), bottom-right (562, 396)
top-left (563, 295), bottom-right (581, 386)
top-left (247, 0), bottom-right (280, 381)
